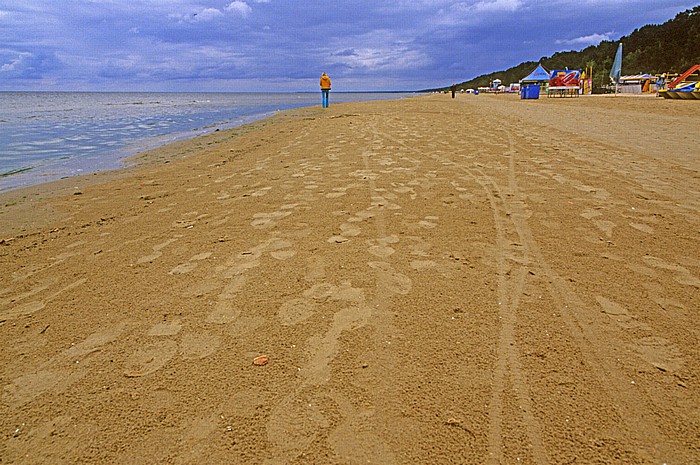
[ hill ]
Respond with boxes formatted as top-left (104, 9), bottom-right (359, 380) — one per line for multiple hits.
top-left (432, 5), bottom-right (700, 91)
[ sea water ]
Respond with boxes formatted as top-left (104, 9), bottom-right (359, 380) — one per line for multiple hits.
top-left (0, 92), bottom-right (418, 192)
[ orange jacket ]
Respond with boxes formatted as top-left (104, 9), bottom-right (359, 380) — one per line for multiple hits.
top-left (320, 74), bottom-right (331, 89)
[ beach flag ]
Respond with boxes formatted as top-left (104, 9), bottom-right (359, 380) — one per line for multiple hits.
top-left (610, 43), bottom-right (622, 84)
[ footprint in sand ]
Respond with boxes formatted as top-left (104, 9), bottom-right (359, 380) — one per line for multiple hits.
top-left (206, 301), bottom-right (240, 324)
top-left (626, 263), bottom-right (656, 277)
top-left (180, 333), bottom-right (221, 360)
top-left (278, 298), bottom-right (317, 325)
top-left (593, 219), bottom-right (616, 238)
top-left (1, 300), bottom-right (46, 321)
top-left (7, 323), bottom-right (126, 404)
top-left (169, 251), bottom-right (212, 275)
top-left (394, 186), bottom-right (417, 199)
top-left (328, 235), bottom-right (350, 244)
top-left (367, 235), bottom-right (400, 259)
top-left (51, 251), bottom-right (80, 261)
top-left (147, 320), bottom-right (183, 337)
top-left (123, 340), bottom-right (178, 377)
top-left (303, 282), bottom-right (365, 303)
top-left (368, 262), bottom-right (412, 295)
top-left (269, 239), bottom-right (296, 260)
top-left (411, 260), bottom-right (437, 271)
top-left (0, 278), bottom-right (86, 321)
top-left (219, 275), bottom-right (247, 299)
top-left (652, 296), bottom-right (686, 313)
top-left (643, 256), bottom-right (700, 288)
top-left (340, 223), bottom-right (362, 237)
top-left (368, 244), bottom-right (394, 258)
top-left (305, 256), bottom-right (327, 282)
top-left (251, 211), bottom-right (292, 229)
top-left (252, 187), bottom-right (272, 197)
top-left (271, 249), bottom-right (296, 260)
top-left (596, 296), bottom-right (649, 330)
top-left (371, 195), bottom-right (402, 210)
top-left (409, 239), bottom-right (432, 257)
top-left (266, 390), bottom-right (328, 462)
top-left (354, 209), bottom-right (376, 222)
top-left (137, 238), bottom-right (177, 264)
top-left (326, 187), bottom-right (349, 199)
top-left (223, 257), bottom-right (261, 278)
top-left (169, 262), bottom-right (198, 275)
top-left (596, 296), bottom-right (683, 372)
top-left (629, 222), bottom-right (654, 234)
top-left (305, 304), bottom-right (373, 382)
top-left (631, 336), bottom-right (684, 373)
top-left (581, 209), bottom-right (603, 221)
top-left (330, 399), bottom-right (397, 464)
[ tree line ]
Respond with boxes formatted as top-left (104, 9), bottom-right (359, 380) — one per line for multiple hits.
top-left (432, 6), bottom-right (700, 91)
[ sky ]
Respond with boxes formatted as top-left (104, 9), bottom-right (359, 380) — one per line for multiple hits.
top-left (1, 1), bottom-right (697, 92)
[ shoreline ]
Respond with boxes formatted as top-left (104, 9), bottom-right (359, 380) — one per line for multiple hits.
top-left (0, 92), bottom-right (424, 193)
top-left (0, 104), bottom-right (326, 235)
top-left (1, 94), bottom-right (698, 463)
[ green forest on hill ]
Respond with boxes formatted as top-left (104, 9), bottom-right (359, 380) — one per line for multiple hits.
top-left (436, 5), bottom-right (700, 91)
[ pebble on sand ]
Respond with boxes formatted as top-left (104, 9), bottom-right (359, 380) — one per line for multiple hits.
top-left (253, 355), bottom-right (269, 366)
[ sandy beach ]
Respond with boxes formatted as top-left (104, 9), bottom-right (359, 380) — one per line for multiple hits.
top-left (1, 94), bottom-right (698, 464)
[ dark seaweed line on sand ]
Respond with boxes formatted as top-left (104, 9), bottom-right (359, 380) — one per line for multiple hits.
top-left (1, 167), bottom-right (33, 177)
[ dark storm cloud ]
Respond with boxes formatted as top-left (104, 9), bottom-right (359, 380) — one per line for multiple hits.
top-left (0, 0), bottom-right (696, 91)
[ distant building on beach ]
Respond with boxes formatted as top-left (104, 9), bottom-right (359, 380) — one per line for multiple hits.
top-left (618, 74), bottom-right (659, 94)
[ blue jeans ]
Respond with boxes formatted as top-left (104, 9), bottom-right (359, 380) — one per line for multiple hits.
top-left (321, 89), bottom-right (330, 108)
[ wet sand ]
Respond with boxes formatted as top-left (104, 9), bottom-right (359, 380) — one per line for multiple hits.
top-left (1, 94), bottom-right (699, 464)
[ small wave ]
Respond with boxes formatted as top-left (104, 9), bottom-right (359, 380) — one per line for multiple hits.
top-left (105, 101), bottom-right (162, 106)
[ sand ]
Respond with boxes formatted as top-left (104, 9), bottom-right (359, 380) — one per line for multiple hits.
top-left (1, 94), bottom-right (698, 464)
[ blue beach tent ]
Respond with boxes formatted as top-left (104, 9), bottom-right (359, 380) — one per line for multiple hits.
top-left (520, 63), bottom-right (551, 84)
top-left (520, 63), bottom-right (550, 99)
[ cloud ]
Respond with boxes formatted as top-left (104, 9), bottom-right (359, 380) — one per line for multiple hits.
top-left (0, 49), bottom-right (62, 79)
top-left (471, 0), bottom-right (523, 13)
top-left (330, 46), bottom-right (430, 72)
top-left (168, 7), bottom-right (225, 24)
top-left (556, 32), bottom-right (612, 46)
top-left (197, 8), bottom-right (224, 21)
top-left (225, 1), bottom-right (252, 17)
top-left (0, 0), bottom-right (696, 91)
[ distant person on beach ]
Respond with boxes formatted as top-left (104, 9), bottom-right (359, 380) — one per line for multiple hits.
top-left (450, 84), bottom-right (456, 98)
top-left (320, 72), bottom-right (331, 108)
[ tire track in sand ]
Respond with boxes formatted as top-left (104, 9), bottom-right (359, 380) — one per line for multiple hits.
top-left (466, 130), bottom-right (682, 463)
top-left (374, 124), bottom-right (548, 463)
top-left (469, 134), bottom-right (547, 465)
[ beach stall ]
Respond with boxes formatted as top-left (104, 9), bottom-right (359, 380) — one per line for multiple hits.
top-left (519, 63), bottom-right (550, 99)
top-left (547, 69), bottom-right (581, 97)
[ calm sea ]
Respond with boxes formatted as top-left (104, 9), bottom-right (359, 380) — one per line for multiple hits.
top-left (0, 92), bottom-right (419, 192)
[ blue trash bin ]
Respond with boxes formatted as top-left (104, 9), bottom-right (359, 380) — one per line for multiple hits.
top-left (521, 84), bottom-right (540, 99)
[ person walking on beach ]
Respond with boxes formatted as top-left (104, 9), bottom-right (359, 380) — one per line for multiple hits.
top-left (320, 72), bottom-right (331, 108)
top-left (451, 84), bottom-right (456, 98)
